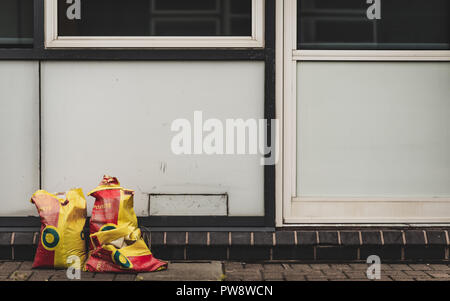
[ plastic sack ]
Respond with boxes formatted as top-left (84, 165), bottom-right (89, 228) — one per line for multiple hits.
top-left (30, 189), bottom-right (87, 269)
top-left (84, 175), bottom-right (167, 273)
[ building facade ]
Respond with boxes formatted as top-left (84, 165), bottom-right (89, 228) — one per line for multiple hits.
top-left (0, 0), bottom-right (449, 261)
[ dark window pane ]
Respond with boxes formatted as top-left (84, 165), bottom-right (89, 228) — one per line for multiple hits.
top-left (0, 0), bottom-right (33, 47)
top-left (58, 0), bottom-right (252, 37)
top-left (298, 0), bottom-right (450, 50)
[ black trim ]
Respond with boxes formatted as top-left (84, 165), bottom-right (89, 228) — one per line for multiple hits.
top-left (0, 48), bottom-right (267, 61)
top-left (263, 0), bottom-right (276, 228)
top-left (0, 217), bottom-right (40, 228)
top-left (0, 0), bottom-right (276, 228)
top-left (141, 216), bottom-right (268, 228)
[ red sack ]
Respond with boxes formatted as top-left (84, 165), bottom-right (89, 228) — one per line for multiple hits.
top-left (84, 176), bottom-right (167, 273)
top-left (30, 189), bottom-right (87, 269)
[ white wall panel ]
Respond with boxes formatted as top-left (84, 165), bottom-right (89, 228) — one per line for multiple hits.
top-left (41, 61), bottom-right (265, 216)
top-left (297, 62), bottom-right (450, 198)
top-left (0, 61), bottom-right (39, 216)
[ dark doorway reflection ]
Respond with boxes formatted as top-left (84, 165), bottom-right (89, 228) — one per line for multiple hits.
top-left (298, 0), bottom-right (450, 50)
top-left (58, 0), bottom-right (252, 37)
top-left (0, 0), bottom-right (33, 47)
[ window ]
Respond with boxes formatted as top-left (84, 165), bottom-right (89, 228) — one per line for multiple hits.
top-left (45, 0), bottom-right (264, 48)
top-left (0, 0), bottom-right (33, 47)
top-left (281, 0), bottom-right (450, 224)
top-left (298, 0), bottom-right (449, 50)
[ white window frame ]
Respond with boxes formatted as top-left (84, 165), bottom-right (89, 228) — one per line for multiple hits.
top-left (280, 0), bottom-right (450, 225)
top-left (45, 0), bottom-right (265, 48)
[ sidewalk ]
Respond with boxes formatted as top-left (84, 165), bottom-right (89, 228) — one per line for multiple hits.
top-left (1, 261), bottom-right (450, 281)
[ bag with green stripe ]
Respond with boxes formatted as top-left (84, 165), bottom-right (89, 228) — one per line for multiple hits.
top-left (84, 175), bottom-right (167, 273)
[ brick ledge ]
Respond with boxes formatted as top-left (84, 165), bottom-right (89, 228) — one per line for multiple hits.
top-left (1, 228), bottom-right (449, 262)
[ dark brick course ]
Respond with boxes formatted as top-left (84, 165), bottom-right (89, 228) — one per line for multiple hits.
top-left (318, 231), bottom-right (339, 245)
top-left (405, 231), bottom-right (426, 245)
top-left (297, 231), bottom-right (317, 245)
top-left (253, 232), bottom-right (273, 246)
top-left (0, 228), bottom-right (449, 262)
top-left (275, 231), bottom-right (295, 246)
top-left (340, 232), bottom-right (361, 246)
top-left (209, 232), bottom-right (229, 246)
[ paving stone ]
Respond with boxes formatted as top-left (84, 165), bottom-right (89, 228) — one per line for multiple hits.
top-left (348, 264), bottom-right (369, 270)
top-left (242, 263), bottom-right (263, 271)
top-left (225, 271), bottom-right (263, 281)
top-left (284, 273), bottom-right (306, 281)
top-left (429, 264), bottom-right (450, 271)
top-left (114, 274), bottom-right (137, 281)
top-left (309, 264), bottom-right (331, 270)
top-left (138, 262), bottom-right (223, 281)
top-left (0, 261), bottom-right (21, 276)
top-left (345, 273), bottom-right (368, 279)
top-left (28, 270), bottom-right (56, 281)
top-left (414, 277), bottom-right (433, 281)
top-left (426, 272), bottom-right (450, 278)
top-left (388, 264), bottom-right (413, 271)
top-left (305, 275), bottom-right (330, 281)
top-left (382, 270), bottom-right (409, 277)
top-left (9, 270), bottom-right (32, 281)
top-left (93, 273), bottom-right (116, 280)
top-left (329, 264), bottom-right (353, 271)
top-left (262, 264), bottom-right (285, 272)
top-left (390, 277), bottom-right (414, 281)
top-left (17, 261), bottom-right (33, 271)
top-left (262, 271), bottom-right (284, 281)
top-left (224, 262), bottom-right (244, 272)
top-left (290, 264), bottom-right (313, 272)
top-left (407, 264), bottom-right (432, 271)
top-left (404, 270), bottom-right (428, 276)
top-left (322, 270), bottom-right (348, 277)
top-left (3, 260), bottom-right (450, 282)
top-left (225, 270), bottom-right (262, 281)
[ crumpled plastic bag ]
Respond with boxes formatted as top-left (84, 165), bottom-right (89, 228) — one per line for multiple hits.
top-left (84, 175), bottom-right (167, 273)
top-left (30, 189), bottom-right (87, 269)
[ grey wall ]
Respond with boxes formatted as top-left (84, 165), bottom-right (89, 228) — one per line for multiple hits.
top-left (0, 61), bottom-right (39, 216)
top-left (297, 62), bottom-right (450, 197)
top-left (41, 61), bottom-right (265, 216)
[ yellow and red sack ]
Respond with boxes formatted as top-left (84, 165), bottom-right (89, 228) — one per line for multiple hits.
top-left (85, 176), bottom-right (167, 273)
top-left (30, 189), bottom-right (87, 269)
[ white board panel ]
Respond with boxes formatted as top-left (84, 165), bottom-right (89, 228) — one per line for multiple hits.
top-left (296, 62), bottom-right (450, 198)
top-left (41, 61), bottom-right (265, 216)
top-left (0, 61), bottom-right (39, 216)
